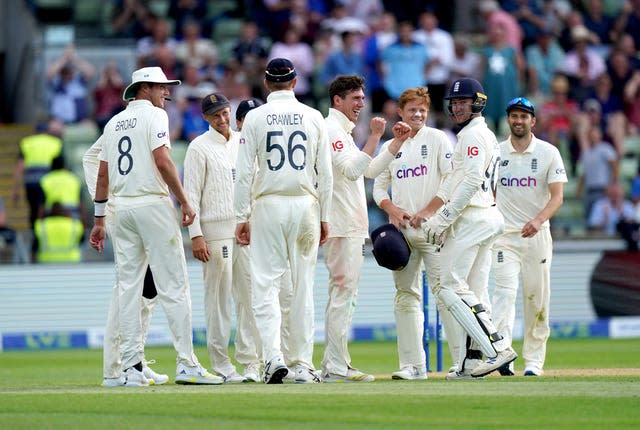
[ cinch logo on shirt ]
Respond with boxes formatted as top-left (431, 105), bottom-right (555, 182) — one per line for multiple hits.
top-left (500, 175), bottom-right (537, 187)
top-left (396, 163), bottom-right (428, 179)
top-left (332, 140), bottom-right (344, 151)
top-left (445, 152), bottom-right (452, 159)
top-left (555, 168), bottom-right (565, 175)
top-left (157, 131), bottom-right (167, 139)
top-left (467, 146), bottom-right (479, 157)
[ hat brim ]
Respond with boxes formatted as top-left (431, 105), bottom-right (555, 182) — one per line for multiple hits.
top-left (202, 102), bottom-right (231, 116)
top-left (122, 79), bottom-right (181, 101)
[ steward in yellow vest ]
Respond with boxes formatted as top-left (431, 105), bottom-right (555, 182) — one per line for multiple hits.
top-left (34, 202), bottom-right (84, 263)
top-left (39, 155), bottom-right (83, 220)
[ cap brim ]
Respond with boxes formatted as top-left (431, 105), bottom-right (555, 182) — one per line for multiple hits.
top-left (122, 79), bottom-right (181, 101)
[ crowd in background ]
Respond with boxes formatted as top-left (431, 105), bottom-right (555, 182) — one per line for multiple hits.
top-left (17, 0), bottom-right (640, 260)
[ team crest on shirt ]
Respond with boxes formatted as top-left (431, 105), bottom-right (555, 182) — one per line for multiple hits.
top-left (531, 158), bottom-right (538, 172)
top-left (421, 145), bottom-right (428, 158)
top-left (395, 151), bottom-right (402, 159)
top-left (239, 137), bottom-right (245, 144)
top-left (501, 160), bottom-right (509, 166)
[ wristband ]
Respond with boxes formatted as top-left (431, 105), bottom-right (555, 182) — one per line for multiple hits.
top-left (94, 199), bottom-right (108, 218)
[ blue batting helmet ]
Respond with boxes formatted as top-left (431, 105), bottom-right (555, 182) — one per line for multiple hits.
top-left (445, 77), bottom-right (487, 114)
top-left (370, 224), bottom-right (411, 271)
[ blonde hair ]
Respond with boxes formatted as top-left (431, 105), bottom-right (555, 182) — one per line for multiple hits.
top-left (397, 87), bottom-right (431, 109)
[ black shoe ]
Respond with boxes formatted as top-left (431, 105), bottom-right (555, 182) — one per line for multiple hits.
top-left (497, 363), bottom-right (514, 376)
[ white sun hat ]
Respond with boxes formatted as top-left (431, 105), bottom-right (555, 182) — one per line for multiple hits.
top-left (122, 66), bottom-right (181, 101)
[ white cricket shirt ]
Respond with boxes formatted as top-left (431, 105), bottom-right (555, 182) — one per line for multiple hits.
top-left (234, 90), bottom-right (333, 223)
top-left (496, 134), bottom-right (568, 233)
top-left (373, 126), bottom-right (453, 213)
top-left (98, 100), bottom-right (171, 199)
top-left (436, 116), bottom-right (499, 221)
top-left (184, 127), bottom-right (239, 240)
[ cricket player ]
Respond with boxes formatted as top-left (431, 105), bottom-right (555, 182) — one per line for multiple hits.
top-left (232, 98), bottom-right (266, 383)
top-left (83, 138), bottom-right (167, 387)
top-left (234, 58), bottom-right (333, 384)
top-left (322, 75), bottom-right (410, 383)
top-left (89, 66), bottom-right (221, 386)
top-left (183, 92), bottom-right (246, 383)
top-left (491, 97), bottom-right (567, 377)
top-left (413, 77), bottom-right (517, 378)
top-left (374, 86), bottom-right (456, 380)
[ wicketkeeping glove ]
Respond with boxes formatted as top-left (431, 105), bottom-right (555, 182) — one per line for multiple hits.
top-left (423, 206), bottom-right (452, 245)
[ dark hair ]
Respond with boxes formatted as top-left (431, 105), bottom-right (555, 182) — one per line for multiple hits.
top-left (328, 75), bottom-right (365, 106)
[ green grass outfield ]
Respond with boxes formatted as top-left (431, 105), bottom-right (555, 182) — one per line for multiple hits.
top-left (1, 338), bottom-right (639, 429)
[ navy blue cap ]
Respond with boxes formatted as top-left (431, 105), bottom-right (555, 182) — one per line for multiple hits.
top-left (370, 224), bottom-right (411, 271)
top-left (236, 98), bottom-right (264, 121)
top-left (265, 58), bottom-right (297, 82)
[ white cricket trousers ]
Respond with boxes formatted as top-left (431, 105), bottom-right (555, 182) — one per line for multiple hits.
top-left (103, 212), bottom-right (156, 378)
top-left (250, 194), bottom-right (320, 369)
top-left (114, 197), bottom-right (198, 370)
top-left (322, 236), bottom-right (365, 375)
top-left (438, 205), bottom-right (504, 363)
top-left (491, 228), bottom-right (552, 371)
top-left (202, 237), bottom-right (235, 375)
top-left (232, 243), bottom-right (262, 369)
top-left (391, 227), bottom-right (442, 372)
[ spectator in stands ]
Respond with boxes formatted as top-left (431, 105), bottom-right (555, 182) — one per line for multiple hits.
top-left (478, 0), bottom-right (523, 53)
top-left (480, 22), bottom-right (523, 131)
top-left (588, 182), bottom-right (638, 250)
top-left (558, 9), bottom-right (587, 51)
top-left (613, 0), bottom-right (640, 49)
top-left (230, 21), bottom-right (270, 99)
top-left (341, 0), bottom-right (384, 26)
top-left (34, 202), bottom-right (84, 263)
top-left (174, 19), bottom-right (218, 70)
top-left (607, 49), bottom-right (636, 110)
top-left (614, 33), bottom-right (640, 71)
top-left (502, 0), bottom-right (547, 49)
top-left (525, 26), bottom-right (565, 97)
top-left (11, 119), bottom-right (64, 240)
top-left (582, 0), bottom-right (616, 46)
top-left (582, 74), bottom-right (628, 156)
top-left (93, 62), bottom-right (126, 130)
top-left (250, 0), bottom-right (292, 42)
top-left (38, 155), bottom-right (84, 223)
top-left (0, 196), bottom-right (16, 248)
top-left (46, 44), bottom-right (95, 125)
top-left (268, 28), bottom-right (315, 104)
top-left (413, 9), bottom-right (455, 124)
top-left (319, 31), bottom-right (365, 86)
top-left (136, 17), bottom-right (177, 68)
top-left (362, 12), bottom-right (397, 112)
top-left (320, 3), bottom-right (369, 42)
top-left (175, 62), bottom-right (217, 106)
top-left (559, 24), bottom-right (606, 101)
top-left (288, 0), bottom-right (323, 45)
top-left (576, 124), bottom-right (619, 221)
top-left (537, 74), bottom-right (580, 158)
top-left (168, 0), bottom-right (209, 40)
top-left (110, 0), bottom-right (154, 39)
top-left (380, 21), bottom-right (429, 102)
top-left (624, 70), bottom-right (640, 135)
top-left (449, 34), bottom-right (481, 84)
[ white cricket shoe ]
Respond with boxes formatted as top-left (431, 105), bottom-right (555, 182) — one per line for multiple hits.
top-left (123, 366), bottom-right (150, 387)
top-left (175, 363), bottom-right (224, 385)
top-left (102, 373), bottom-right (126, 387)
top-left (282, 367), bottom-right (296, 383)
top-left (294, 364), bottom-right (322, 384)
top-left (445, 358), bottom-right (483, 380)
top-left (263, 357), bottom-right (288, 384)
top-left (243, 363), bottom-right (261, 383)
top-left (223, 370), bottom-right (247, 384)
top-left (470, 347), bottom-right (518, 377)
top-left (323, 367), bottom-right (375, 383)
top-left (143, 364), bottom-right (169, 385)
top-left (391, 366), bottom-right (427, 381)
